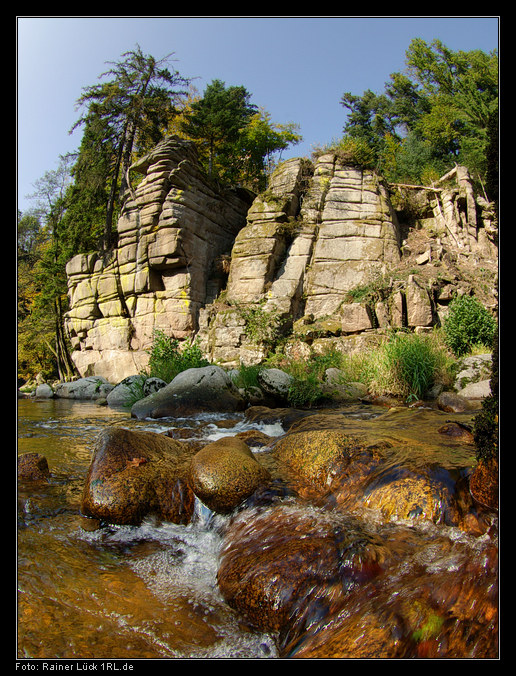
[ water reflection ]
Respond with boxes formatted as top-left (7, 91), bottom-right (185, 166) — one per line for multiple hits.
top-left (17, 399), bottom-right (279, 659)
top-left (17, 398), bottom-right (497, 659)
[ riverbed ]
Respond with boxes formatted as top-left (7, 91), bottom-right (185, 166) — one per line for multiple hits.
top-left (17, 397), bottom-right (498, 660)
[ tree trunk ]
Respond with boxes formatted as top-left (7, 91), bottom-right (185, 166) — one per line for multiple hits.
top-left (54, 297), bottom-right (78, 381)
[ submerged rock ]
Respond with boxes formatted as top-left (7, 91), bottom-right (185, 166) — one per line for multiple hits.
top-left (189, 436), bottom-right (271, 514)
top-left (470, 457), bottom-right (498, 510)
top-left (217, 503), bottom-right (386, 638)
top-left (81, 427), bottom-right (196, 525)
top-left (362, 467), bottom-right (462, 525)
top-left (272, 427), bottom-right (367, 495)
top-left (18, 453), bottom-right (50, 481)
top-left (437, 391), bottom-right (476, 413)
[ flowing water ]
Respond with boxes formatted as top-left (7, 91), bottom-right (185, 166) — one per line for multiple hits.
top-left (17, 398), bottom-right (498, 660)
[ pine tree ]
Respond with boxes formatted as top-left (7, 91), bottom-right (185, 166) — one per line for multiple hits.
top-left (71, 45), bottom-right (190, 250)
top-left (180, 79), bottom-right (257, 179)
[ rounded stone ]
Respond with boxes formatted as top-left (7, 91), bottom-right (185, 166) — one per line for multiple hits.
top-left (189, 437), bottom-right (271, 514)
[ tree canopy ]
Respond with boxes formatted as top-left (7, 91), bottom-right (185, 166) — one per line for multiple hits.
top-left (340, 39), bottom-right (498, 190)
top-left (70, 44), bottom-right (191, 250)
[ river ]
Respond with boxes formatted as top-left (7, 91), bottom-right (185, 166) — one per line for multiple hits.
top-left (17, 397), bottom-right (499, 661)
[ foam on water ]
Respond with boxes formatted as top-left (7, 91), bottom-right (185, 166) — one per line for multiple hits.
top-left (78, 502), bottom-right (279, 658)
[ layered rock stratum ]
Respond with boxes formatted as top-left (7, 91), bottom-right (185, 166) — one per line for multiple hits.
top-left (64, 136), bottom-right (498, 381)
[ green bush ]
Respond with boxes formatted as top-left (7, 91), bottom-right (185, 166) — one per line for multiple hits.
top-left (239, 301), bottom-right (286, 350)
top-left (443, 295), bottom-right (497, 357)
top-left (313, 136), bottom-right (376, 168)
top-left (230, 363), bottom-right (262, 392)
top-left (271, 346), bottom-right (342, 408)
top-left (146, 330), bottom-right (209, 383)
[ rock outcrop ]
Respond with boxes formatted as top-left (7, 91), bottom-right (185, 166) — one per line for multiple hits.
top-left (64, 138), bottom-right (498, 379)
top-left (64, 137), bottom-right (253, 381)
top-left (198, 157), bottom-right (497, 367)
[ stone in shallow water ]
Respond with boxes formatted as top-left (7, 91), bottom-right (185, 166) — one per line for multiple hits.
top-left (189, 436), bottom-right (271, 514)
top-left (81, 427), bottom-right (196, 525)
top-left (18, 453), bottom-right (50, 481)
top-left (217, 503), bottom-right (386, 637)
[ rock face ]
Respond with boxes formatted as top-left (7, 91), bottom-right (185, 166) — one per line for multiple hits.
top-left (64, 137), bottom-right (253, 382)
top-left (65, 138), bottom-right (498, 378)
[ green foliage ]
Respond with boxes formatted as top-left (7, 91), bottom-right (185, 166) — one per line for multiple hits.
top-left (374, 331), bottom-right (443, 402)
top-left (313, 136), bottom-right (376, 169)
top-left (120, 375), bottom-right (148, 409)
top-left (268, 346), bottom-right (343, 408)
top-left (180, 79), bottom-right (257, 180)
top-left (234, 110), bottom-right (302, 190)
top-left (230, 363), bottom-right (262, 393)
top-left (181, 81), bottom-right (301, 188)
top-left (239, 301), bottom-right (286, 351)
top-left (473, 394), bottom-right (498, 462)
top-left (340, 39), bottom-right (498, 187)
top-left (71, 45), bottom-right (190, 250)
top-left (287, 372), bottom-right (327, 408)
top-left (443, 295), bottom-right (497, 357)
top-left (337, 330), bottom-right (455, 402)
top-left (146, 330), bottom-right (209, 382)
top-left (18, 156), bottom-right (79, 381)
top-left (473, 327), bottom-right (498, 462)
top-left (266, 330), bottom-right (455, 405)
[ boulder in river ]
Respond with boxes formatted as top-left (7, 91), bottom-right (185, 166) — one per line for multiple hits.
top-left (106, 375), bottom-right (147, 408)
top-left (272, 427), bottom-right (368, 495)
top-left (437, 391), bottom-right (477, 413)
top-left (256, 368), bottom-right (294, 404)
top-left (54, 376), bottom-right (113, 400)
top-left (81, 427), bottom-right (196, 525)
top-left (189, 436), bottom-right (271, 514)
top-left (131, 365), bottom-right (246, 419)
top-left (34, 383), bottom-right (54, 398)
top-left (217, 503), bottom-right (387, 639)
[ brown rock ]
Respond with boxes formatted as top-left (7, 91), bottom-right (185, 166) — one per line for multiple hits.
top-left (217, 503), bottom-right (386, 637)
top-left (438, 422), bottom-right (474, 443)
top-left (437, 392), bottom-right (473, 413)
top-left (81, 427), bottom-right (196, 525)
top-left (17, 453), bottom-right (50, 481)
top-left (470, 457), bottom-right (498, 510)
top-left (362, 469), bottom-right (461, 525)
top-left (189, 437), bottom-right (270, 513)
top-left (272, 427), bottom-right (366, 494)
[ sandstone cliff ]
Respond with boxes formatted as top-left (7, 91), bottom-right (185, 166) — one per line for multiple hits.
top-left (64, 137), bottom-right (253, 381)
top-left (64, 137), bottom-right (498, 381)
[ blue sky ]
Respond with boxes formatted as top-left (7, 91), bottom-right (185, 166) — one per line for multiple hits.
top-left (17, 16), bottom-right (499, 214)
